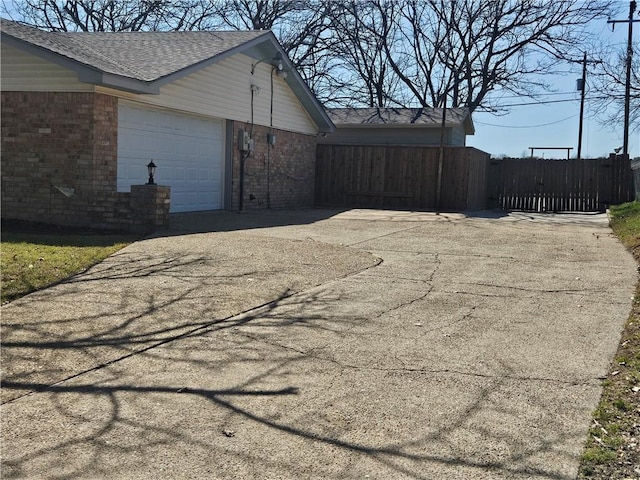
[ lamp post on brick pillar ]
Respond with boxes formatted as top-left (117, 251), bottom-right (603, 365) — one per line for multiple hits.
top-left (146, 160), bottom-right (157, 185)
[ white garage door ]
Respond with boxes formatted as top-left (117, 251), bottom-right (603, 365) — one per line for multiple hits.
top-left (117, 101), bottom-right (224, 213)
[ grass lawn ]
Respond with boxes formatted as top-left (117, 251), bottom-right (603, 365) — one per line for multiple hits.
top-left (1, 227), bottom-right (139, 304)
top-left (578, 201), bottom-right (640, 479)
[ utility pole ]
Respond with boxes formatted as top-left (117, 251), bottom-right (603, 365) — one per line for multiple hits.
top-left (436, 95), bottom-right (446, 213)
top-left (575, 52), bottom-right (602, 161)
top-left (577, 52), bottom-right (587, 161)
top-left (608, 1), bottom-right (639, 156)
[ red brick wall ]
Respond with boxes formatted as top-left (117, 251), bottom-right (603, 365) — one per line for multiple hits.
top-left (1, 91), bottom-right (122, 228)
top-left (1, 93), bottom-right (318, 229)
top-left (230, 121), bottom-right (317, 210)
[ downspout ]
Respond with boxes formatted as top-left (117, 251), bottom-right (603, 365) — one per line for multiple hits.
top-left (239, 150), bottom-right (246, 211)
top-left (268, 66), bottom-right (274, 209)
top-left (240, 85), bottom-right (256, 211)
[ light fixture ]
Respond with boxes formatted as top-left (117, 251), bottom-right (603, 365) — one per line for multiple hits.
top-left (251, 52), bottom-right (286, 74)
top-left (276, 70), bottom-right (288, 79)
top-left (146, 160), bottom-right (156, 185)
top-left (273, 52), bottom-right (284, 71)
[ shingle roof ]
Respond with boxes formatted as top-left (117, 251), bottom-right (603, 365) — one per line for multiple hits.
top-left (327, 107), bottom-right (471, 127)
top-left (0, 18), bottom-right (267, 82)
top-left (1, 18), bottom-right (335, 131)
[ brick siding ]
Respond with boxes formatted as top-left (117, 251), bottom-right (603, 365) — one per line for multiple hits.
top-left (1, 91), bottom-right (168, 231)
top-left (1, 92), bottom-right (121, 228)
top-left (1, 93), bottom-right (317, 230)
top-left (230, 121), bottom-right (316, 211)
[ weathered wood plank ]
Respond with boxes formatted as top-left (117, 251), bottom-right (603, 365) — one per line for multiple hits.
top-left (316, 147), bottom-right (631, 212)
top-left (491, 155), bottom-right (632, 212)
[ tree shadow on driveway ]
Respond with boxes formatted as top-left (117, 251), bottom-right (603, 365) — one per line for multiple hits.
top-left (2, 208), bottom-right (622, 479)
top-left (2, 316), bottom-right (583, 480)
top-left (3, 274), bottom-right (589, 479)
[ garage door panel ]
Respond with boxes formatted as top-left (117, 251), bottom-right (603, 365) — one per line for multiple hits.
top-left (172, 192), bottom-right (186, 208)
top-left (186, 192), bottom-right (197, 206)
top-left (117, 102), bottom-right (224, 212)
top-left (171, 168), bottom-right (185, 182)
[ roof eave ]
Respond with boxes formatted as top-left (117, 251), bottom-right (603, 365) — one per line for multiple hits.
top-left (464, 115), bottom-right (476, 135)
top-left (150, 31), bottom-right (272, 88)
top-left (248, 32), bottom-right (334, 133)
top-left (286, 76), bottom-right (335, 133)
top-left (94, 73), bottom-right (159, 94)
top-left (260, 32), bottom-right (335, 133)
top-left (1, 31), bottom-right (157, 94)
top-left (149, 31), bottom-right (334, 133)
top-left (2, 27), bottom-right (334, 132)
top-left (327, 108), bottom-right (475, 135)
top-left (335, 123), bottom-right (462, 129)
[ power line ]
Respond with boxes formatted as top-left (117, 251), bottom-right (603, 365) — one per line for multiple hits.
top-left (475, 114), bottom-right (578, 129)
top-left (478, 95), bottom-right (612, 110)
top-left (489, 91), bottom-right (580, 100)
top-left (491, 97), bottom-right (579, 107)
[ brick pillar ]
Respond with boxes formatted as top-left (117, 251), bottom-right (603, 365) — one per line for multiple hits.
top-left (130, 185), bottom-right (170, 233)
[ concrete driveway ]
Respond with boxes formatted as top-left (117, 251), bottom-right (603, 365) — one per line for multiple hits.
top-left (1, 209), bottom-right (636, 479)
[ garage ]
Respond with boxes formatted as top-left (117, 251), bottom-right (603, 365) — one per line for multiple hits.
top-left (117, 101), bottom-right (225, 213)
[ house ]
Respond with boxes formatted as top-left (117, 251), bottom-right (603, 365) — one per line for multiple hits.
top-left (0, 19), bottom-right (333, 231)
top-left (318, 107), bottom-right (474, 147)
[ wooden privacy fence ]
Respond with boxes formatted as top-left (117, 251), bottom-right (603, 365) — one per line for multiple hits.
top-left (488, 154), bottom-right (634, 213)
top-left (315, 145), bottom-right (490, 211)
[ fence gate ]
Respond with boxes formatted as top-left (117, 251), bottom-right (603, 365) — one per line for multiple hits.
top-left (488, 154), bottom-right (634, 212)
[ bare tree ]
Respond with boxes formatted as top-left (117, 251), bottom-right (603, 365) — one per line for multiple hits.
top-left (161, 1), bottom-right (227, 31)
top-left (207, 0), bottom-right (337, 99)
top-left (6, 0), bottom-right (619, 114)
top-left (211, 0), bottom-right (306, 31)
top-left (367, 0), bottom-right (616, 113)
top-left (8, 0), bottom-right (179, 31)
top-left (8, 0), bottom-right (322, 32)
top-left (590, 40), bottom-right (640, 135)
top-left (325, 1), bottom-right (403, 107)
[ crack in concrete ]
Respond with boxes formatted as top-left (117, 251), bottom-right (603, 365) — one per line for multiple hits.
top-left (365, 254), bottom-right (442, 320)
top-left (430, 253), bottom-right (441, 282)
top-left (371, 285), bottom-right (435, 320)
top-left (364, 248), bottom-right (610, 266)
top-left (359, 274), bottom-right (432, 284)
top-left (460, 282), bottom-right (599, 294)
top-left (346, 225), bottom-right (424, 248)
top-left (353, 365), bottom-right (603, 387)
top-left (233, 330), bottom-right (603, 388)
top-left (2, 248), bottom-right (383, 405)
top-left (440, 289), bottom-right (563, 299)
top-left (236, 331), bottom-right (329, 359)
top-left (439, 282), bottom-right (621, 300)
top-left (364, 248), bottom-right (519, 261)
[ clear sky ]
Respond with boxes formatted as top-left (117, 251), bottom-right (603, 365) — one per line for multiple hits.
top-left (468, 13), bottom-right (639, 159)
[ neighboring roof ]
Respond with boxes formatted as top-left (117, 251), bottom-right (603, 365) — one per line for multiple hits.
top-left (0, 18), bottom-right (334, 132)
top-left (327, 107), bottom-right (474, 135)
